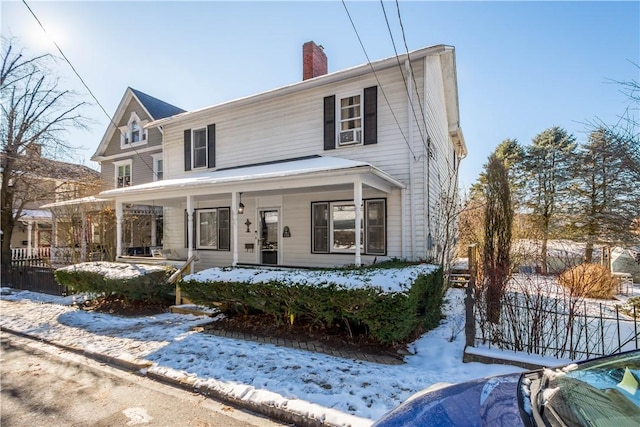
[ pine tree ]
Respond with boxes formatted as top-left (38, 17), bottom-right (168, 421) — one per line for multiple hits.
top-left (521, 127), bottom-right (576, 274)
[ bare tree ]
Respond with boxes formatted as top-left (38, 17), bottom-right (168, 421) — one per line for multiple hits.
top-left (1, 38), bottom-right (87, 266)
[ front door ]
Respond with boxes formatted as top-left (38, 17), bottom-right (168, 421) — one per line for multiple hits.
top-left (259, 210), bottom-right (278, 265)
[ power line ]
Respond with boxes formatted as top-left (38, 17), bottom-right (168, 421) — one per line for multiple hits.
top-left (341, 0), bottom-right (418, 161)
top-left (22, 0), bottom-right (158, 179)
top-left (380, 0), bottom-right (430, 155)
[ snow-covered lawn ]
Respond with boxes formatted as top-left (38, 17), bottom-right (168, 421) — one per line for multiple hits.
top-left (1, 286), bottom-right (528, 424)
top-left (8, 265), bottom-right (633, 423)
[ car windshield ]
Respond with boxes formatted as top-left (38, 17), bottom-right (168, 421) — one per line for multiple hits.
top-left (533, 351), bottom-right (640, 427)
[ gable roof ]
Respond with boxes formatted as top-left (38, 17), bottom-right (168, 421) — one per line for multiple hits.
top-left (129, 88), bottom-right (185, 120)
top-left (92, 87), bottom-right (184, 161)
top-left (148, 44), bottom-right (462, 139)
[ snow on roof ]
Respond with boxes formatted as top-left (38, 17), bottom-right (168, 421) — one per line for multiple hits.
top-left (40, 196), bottom-right (109, 209)
top-left (100, 156), bottom-right (403, 198)
top-left (19, 209), bottom-right (52, 220)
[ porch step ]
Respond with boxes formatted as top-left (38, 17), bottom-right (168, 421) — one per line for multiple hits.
top-left (169, 304), bottom-right (218, 316)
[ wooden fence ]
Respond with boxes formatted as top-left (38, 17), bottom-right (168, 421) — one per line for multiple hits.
top-left (1, 264), bottom-right (66, 296)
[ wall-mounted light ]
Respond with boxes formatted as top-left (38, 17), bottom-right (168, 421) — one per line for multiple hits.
top-left (238, 192), bottom-right (245, 214)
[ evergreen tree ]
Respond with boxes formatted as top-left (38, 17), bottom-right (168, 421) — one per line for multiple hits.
top-left (568, 128), bottom-right (640, 261)
top-left (522, 127), bottom-right (577, 274)
top-left (483, 154), bottom-right (513, 323)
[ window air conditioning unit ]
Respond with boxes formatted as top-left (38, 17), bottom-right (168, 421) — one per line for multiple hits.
top-left (339, 129), bottom-right (361, 146)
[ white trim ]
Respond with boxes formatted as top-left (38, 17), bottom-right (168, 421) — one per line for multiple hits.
top-left (196, 208), bottom-right (219, 250)
top-left (336, 90), bottom-right (363, 147)
top-left (191, 127), bottom-right (208, 169)
top-left (114, 159), bottom-right (132, 188)
top-left (93, 146), bottom-right (160, 162)
top-left (151, 153), bottom-right (163, 181)
top-left (120, 112), bottom-right (149, 149)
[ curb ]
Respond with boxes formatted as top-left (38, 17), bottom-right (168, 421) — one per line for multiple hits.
top-left (0, 326), bottom-right (369, 427)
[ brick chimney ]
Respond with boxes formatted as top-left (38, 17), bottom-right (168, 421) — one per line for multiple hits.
top-left (303, 41), bottom-right (327, 81)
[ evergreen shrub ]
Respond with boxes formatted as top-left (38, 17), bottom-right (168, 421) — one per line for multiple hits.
top-left (54, 262), bottom-right (176, 303)
top-left (180, 266), bottom-right (444, 345)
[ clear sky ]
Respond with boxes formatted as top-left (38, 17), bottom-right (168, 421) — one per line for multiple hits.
top-left (2, 1), bottom-right (638, 188)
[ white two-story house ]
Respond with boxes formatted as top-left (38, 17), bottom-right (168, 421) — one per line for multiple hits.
top-left (99, 42), bottom-right (467, 271)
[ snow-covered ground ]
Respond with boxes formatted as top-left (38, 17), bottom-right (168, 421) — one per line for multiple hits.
top-left (3, 263), bottom-right (638, 424)
top-left (1, 286), bottom-right (531, 424)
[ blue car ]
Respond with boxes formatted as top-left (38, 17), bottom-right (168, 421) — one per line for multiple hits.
top-left (373, 350), bottom-right (640, 426)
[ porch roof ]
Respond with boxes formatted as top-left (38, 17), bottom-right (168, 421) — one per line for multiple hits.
top-left (98, 156), bottom-right (405, 203)
top-left (40, 196), bottom-right (109, 210)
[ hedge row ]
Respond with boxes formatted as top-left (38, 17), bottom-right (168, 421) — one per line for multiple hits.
top-left (54, 262), bottom-right (176, 303)
top-left (180, 267), bottom-right (444, 345)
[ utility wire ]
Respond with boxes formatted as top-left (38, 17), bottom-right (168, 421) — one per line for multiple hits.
top-left (341, 0), bottom-right (418, 161)
top-left (395, 0), bottom-right (429, 146)
top-left (380, 0), bottom-right (430, 155)
top-left (22, 0), bottom-right (157, 179)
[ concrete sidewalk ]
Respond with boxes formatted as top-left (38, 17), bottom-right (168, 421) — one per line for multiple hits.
top-left (0, 298), bottom-right (375, 427)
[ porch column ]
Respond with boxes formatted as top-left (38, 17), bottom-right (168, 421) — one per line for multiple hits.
top-left (186, 195), bottom-right (194, 259)
top-left (151, 216), bottom-right (157, 246)
top-left (232, 192), bottom-right (239, 267)
top-left (27, 221), bottom-right (33, 256)
top-left (116, 201), bottom-right (123, 258)
top-left (81, 211), bottom-right (87, 261)
top-left (354, 180), bottom-right (362, 267)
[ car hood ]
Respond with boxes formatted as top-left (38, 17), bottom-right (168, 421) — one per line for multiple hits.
top-left (372, 372), bottom-right (525, 427)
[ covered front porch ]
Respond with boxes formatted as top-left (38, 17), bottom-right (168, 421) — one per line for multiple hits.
top-left (99, 156), bottom-right (407, 271)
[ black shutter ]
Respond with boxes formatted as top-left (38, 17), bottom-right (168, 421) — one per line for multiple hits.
top-left (184, 129), bottom-right (192, 171)
top-left (323, 95), bottom-right (335, 150)
top-left (363, 86), bottom-right (377, 145)
top-left (207, 124), bottom-right (216, 168)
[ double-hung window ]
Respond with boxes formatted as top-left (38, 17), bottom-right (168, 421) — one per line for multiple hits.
top-left (192, 128), bottom-right (207, 169)
top-left (131, 120), bottom-right (140, 142)
top-left (338, 94), bottom-right (362, 146)
top-left (312, 199), bottom-right (386, 255)
top-left (195, 208), bottom-right (230, 250)
top-left (115, 160), bottom-right (132, 188)
top-left (152, 154), bottom-right (163, 181)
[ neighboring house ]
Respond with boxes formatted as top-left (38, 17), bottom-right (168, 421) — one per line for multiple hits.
top-left (99, 42), bottom-right (467, 271)
top-left (43, 88), bottom-right (185, 263)
top-left (1, 144), bottom-right (99, 260)
top-left (90, 87), bottom-right (185, 256)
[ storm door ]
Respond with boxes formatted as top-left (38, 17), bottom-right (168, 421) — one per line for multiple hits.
top-left (259, 209), bottom-right (279, 265)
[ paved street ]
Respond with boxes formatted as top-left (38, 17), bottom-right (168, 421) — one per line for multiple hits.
top-left (0, 332), bottom-right (286, 427)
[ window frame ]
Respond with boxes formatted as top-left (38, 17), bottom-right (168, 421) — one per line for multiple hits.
top-left (336, 90), bottom-right (363, 147)
top-left (120, 112), bottom-right (148, 149)
top-left (192, 127), bottom-right (208, 169)
top-left (194, 207), bottom-right (230, 251)
top-left (114, 159), bottom-right (132, 188)
top-left (311, 198), bottom-right (386, 255)
top-left (152, 153), bottom-right (163, 181)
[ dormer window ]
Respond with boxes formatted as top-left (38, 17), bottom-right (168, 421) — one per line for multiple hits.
top-left (131, 120), bottom-right (140, 142)
top-left (120, 112), bottom-right (147, 148)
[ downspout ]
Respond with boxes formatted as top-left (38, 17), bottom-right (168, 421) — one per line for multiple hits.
top-left (406, 59), bottom-right (416, 261)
